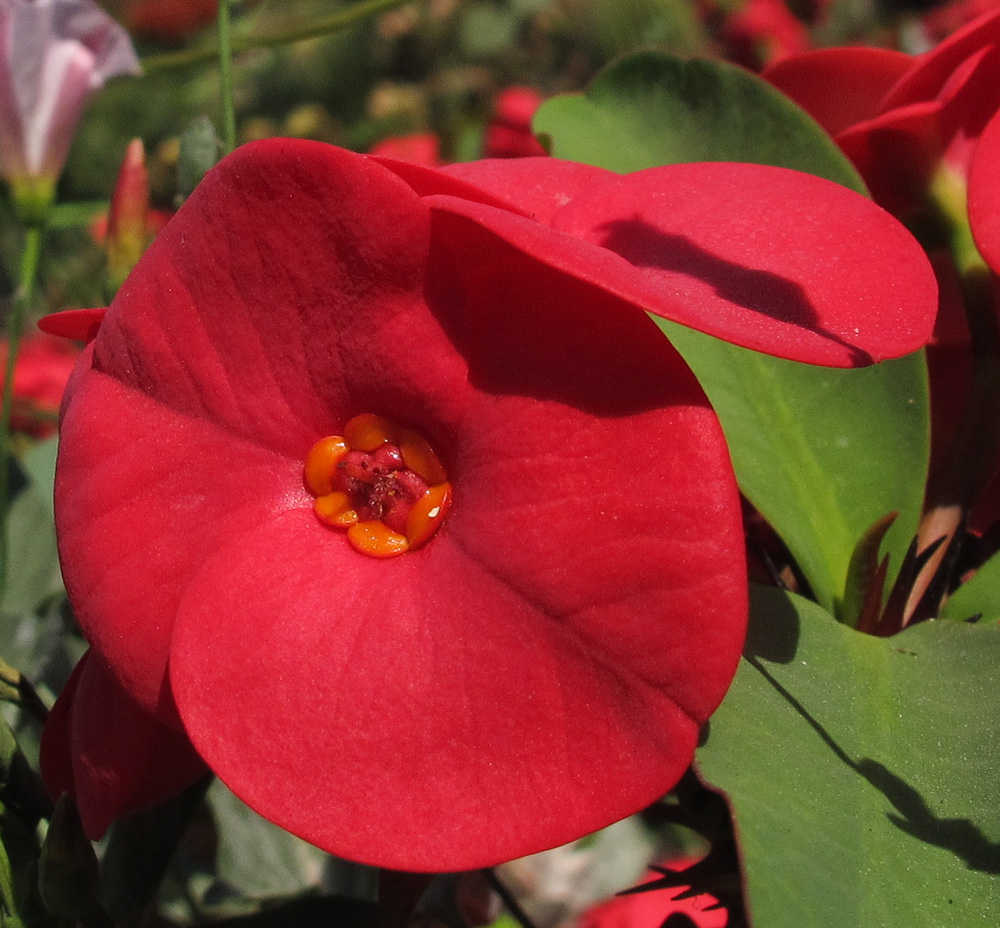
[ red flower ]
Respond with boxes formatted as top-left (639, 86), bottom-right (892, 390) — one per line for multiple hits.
top-left (118, 0), bottom-right (218, 42)
top-left (368, 132), bottom-right (443, 166)
top-left (718, 0), bottom-right (812, 72)
top-left (765, 12), bottom-right (1000, 538)
top-left (764, 9), bottom-right (1000, 224)
top-left (2, 331), bottom-right (79, 437)
top-left (573, 859), bottom-right (727, 928)
top-left (483, 87), bottom-right (547, 158)
top-left (41, 139), bottom-right (935, 870)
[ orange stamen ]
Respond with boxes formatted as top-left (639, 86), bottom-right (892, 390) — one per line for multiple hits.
top-left (314, 491), bottom-right (358, 528)
top-left (343, 413), bottom-right (396, 452)
top-left (305, 416), bottom-right (450, 558)
top-left (406, 483), bottom-right (452, 549)
top-left (304, 436), bottom-right (349, 496)
top-left (348, 521), bottom-right (410, 558)
top-left (399, 429), bottom-right (448, 485)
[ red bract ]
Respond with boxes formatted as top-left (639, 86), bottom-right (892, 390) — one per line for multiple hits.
top-left (765, 8), bottom-right (1000, 221)
top-left (41, 139), bottom-right (934, 871)
top-left (573, 858), bottom-right (726, 928)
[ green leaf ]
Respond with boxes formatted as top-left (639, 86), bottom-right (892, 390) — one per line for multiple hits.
top-left (534, 52), bottom-right (865, 193)
top-left (21, 440), bottom-right (57, 520)
top-left (2, 471), bottom-right (61, 617)
top-left (0, 722), bottom-right (53, 928)
top-left (939, 549), bottom-right (1000, 622)
top-left (208, 780), bottom-right (328, 899)
top-left (657, 321), bottom-right (929, 616)
top-left (696, 586), bottom-right (1000, 928)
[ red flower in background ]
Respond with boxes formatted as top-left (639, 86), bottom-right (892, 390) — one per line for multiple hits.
top-left (764, 8), bottom-right (1000, 222)
top-left (574, 859), bottom-right (726, 928)
top-left (117, 0), bottom-right (217, 42)
top-left (41, 139), bottom-right (934, 870)
top-left (765, 9), bottom-right (1000, 537)
top-left (718, 0), bottom-right (811, 71)
top-left (368, 131), bottom-right (442, 166)
top-left (483, 87), bottom-right (547, 158)
top-left (2, 332), bottom-right (79, 437)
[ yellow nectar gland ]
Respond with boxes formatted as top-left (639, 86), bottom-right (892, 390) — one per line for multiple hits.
top-left (304, 414), bottom-right (452, 558)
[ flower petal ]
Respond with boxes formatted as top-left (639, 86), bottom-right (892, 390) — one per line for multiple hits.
top-left (880, 7), bottom-right (1000, 111)
top-left (40, 651), bottom-right (207, 839)
top-left (764, 47), bottom-right (914, 137)
top-left (969, 108), bottom-right (1000, 272)
top-left (168, 287), bottom-right (745, 870)
top-left (428, 162), bottom-right (937, 366)
top-left (835, 101), bottom-right (943, 213)
top-left (55, 140), bottom-right (469, 716)
top-left (376, 154), bottom-right (616, 225)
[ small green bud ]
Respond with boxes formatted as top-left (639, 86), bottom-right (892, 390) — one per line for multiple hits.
top-left (38, 795), bottom-right (100, 920)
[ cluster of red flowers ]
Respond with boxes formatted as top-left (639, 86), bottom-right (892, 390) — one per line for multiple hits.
top-left (38, 133), bottom-right (935, 872)
top-left (767, 8), bottom-right (1000, 536)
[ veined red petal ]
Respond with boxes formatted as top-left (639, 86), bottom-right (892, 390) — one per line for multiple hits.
top-left (37, 307), bottom-right (106, 343)
top-left (428, 162), bottom-right (937, 366)
top-left (377, 154), bottom-right (616, 225)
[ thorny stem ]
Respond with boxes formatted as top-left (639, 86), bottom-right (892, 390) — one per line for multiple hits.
top-left (0, 223), bottom-right (44, 608)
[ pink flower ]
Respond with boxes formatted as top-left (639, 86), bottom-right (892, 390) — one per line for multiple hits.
top-left (0, 0), bottom-right (139, 214)
top-left (41, 139), bottom-right (935, 870)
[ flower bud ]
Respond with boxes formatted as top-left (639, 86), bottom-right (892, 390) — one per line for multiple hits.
top-left (38, 795), bottom-right (100, 920)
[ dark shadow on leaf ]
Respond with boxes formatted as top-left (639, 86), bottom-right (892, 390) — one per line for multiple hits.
top-left (594, 218), bottom-right (874, 366)
top-left (748, 657), bottom-right (1000, 875)
top-left (855, 759), bottom-right (1000, 875)
top-left (745, 585), bottom-right (800, 663)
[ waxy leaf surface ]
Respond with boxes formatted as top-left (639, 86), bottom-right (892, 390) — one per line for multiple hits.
top-left (696, 587), bottom-right (1000, 928)
top-left (533, 51), bottom-right (865, 192)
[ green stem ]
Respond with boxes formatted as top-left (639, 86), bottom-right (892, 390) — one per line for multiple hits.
top-left (218, 0), bottom-right (237, 155)
top-left (0, 223), bottom-right (44, 607)
top-left (143, 0), bottom-right (417, 73)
